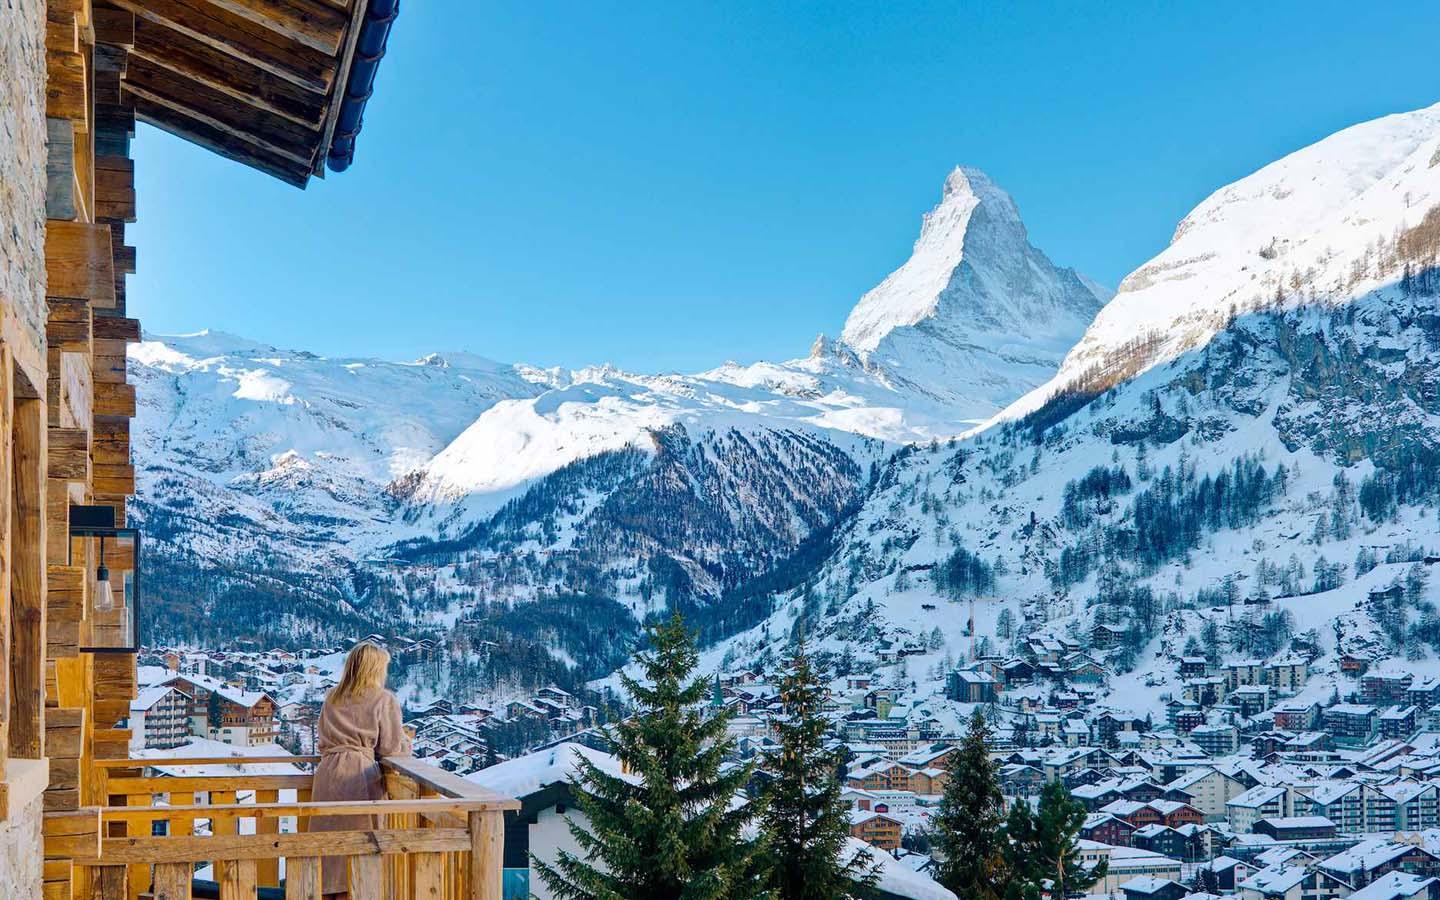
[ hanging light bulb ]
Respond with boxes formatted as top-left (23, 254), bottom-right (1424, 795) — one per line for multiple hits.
top-left (95, 535), bottom-right (115, 613)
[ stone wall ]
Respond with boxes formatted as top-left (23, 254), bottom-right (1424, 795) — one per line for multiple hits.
top-left (1, 0), bottom-right (50, 349)
top-left (0, 794), bottom-right (42, 897)
top-left (0, 0), bottom-right (48, 892)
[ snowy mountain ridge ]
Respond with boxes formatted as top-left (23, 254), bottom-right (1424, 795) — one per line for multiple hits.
top-left (1000, 100), bottom-right (1440, 427)
top-left (133, 164), bottom-right (1102, 660)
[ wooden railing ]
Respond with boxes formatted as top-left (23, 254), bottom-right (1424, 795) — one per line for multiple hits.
top-left (68, 755), bottom-right (518, 900)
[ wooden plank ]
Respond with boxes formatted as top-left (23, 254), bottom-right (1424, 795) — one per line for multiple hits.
top-left (46, 221), bottom-right (117, 305)
top-left (47, 118), bottom-right (77, 220)
top-left (101, 797), bottom-right (516, 824)
top-left (93, 158), bottom-right (136, 224)
top-left (93, 755), bottom-right (319, 768)
top-left (468, 811), bottom-right (503, 900)
top-left (47, 49), bottom-right (89, 125)
top-left (123, 67), bottom-right (317, 167)
top-left (49, 428), bottom-right (90, 481)
top-left (103, 775), bottom-right (313, 795)
top-left (283, 856), bottom-right (320, 900)
top-left (108, 0), bottom-right (335, 93)
top-left (90, 864), bottom-right (127, 900)
top-left (91, 317), bottom-right (140, 343)
top-left (130, 17), bottom-right (324, 128)
top-left (201, 0), bottom-right (349, 56)
top-left (45, 808), bottom-right (101, 859)
top-left (219, 857), bottom-right (257, 900)
top-left (382, 758), bottom-right (520, 807)
top-left (81, 828), bottom-right (473, 865)
top-left (93, 7), bottom-right (136, 46)
top-left (347, 853), bottom-right (381, 900)
top-left (93, 382), bottom-right (135, 419)
top-left (412, 851), bottom-right (443, 900)
top-left (11, 397), bottom-right (46, 759)
top-left (253, 788), bottom-right (278, 887)
top-left (0, 351), bottom-right (10, 765)
top-left (153, 862), bottom-right (192, 900)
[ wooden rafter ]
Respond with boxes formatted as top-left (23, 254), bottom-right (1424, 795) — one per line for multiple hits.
top-left (107, 0), bottom-right (335, 94)
top-left (201, 0), bottom-right (350, 56)
top-left (130, 17), bottom-right (325, 128)
top-left (130, 96), bottom-right (311, 187)
top-left (123, 54), bottom-right (320, 164)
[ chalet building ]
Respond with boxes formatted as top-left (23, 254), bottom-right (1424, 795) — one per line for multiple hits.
top-left (126, 685), bottom-right (190, 750)
top-left (1179, 656), bottom-right (1209, 677)
top-left (945, 669), bottom-right (999, 703)
top-left (160, 674), bottom-right (277, 747)
top-left (849, 809), bottom-right (903, 851)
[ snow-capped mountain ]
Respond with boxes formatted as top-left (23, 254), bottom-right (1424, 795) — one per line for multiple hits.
top-left (705, 101), bottom-right (1440, 729)
top-left (134, 166), bottom-right (1102, 676)
top-left (138, 100), bottom-right (1440, 722)
top-left (839, 166), bottom-right (1109, 418)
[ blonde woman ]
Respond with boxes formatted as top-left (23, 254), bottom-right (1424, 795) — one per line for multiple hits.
top-left (311, 641), bottom-right (412, 898)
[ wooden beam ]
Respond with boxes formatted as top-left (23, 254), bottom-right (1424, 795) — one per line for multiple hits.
top-left (11, 396), bottom-right (47, 760)
top-left (131, 97), bottom-right (311, 188)
top-left (43, 809), bottom-right (100, 860)
top-left (91, 317), bottom-right (139, 343)
top-left (46, 49), bottom-right (89, 127)
top-left (80, 828), bottom-right (474, 865)
top-left (200, 0), bottom-right (349, 56)
top-left (130, 17), bottom-right (324, 128)
top-left (124, 60), bottom-right (319, 166)
top-left (93, 157), bottom-right (136, 224)
top-left (45, 119), bottom-right (77, 220)
top-left (107, 0), bottom-right (335, 94)
top-left (45, 222), bottom-right (116, 305)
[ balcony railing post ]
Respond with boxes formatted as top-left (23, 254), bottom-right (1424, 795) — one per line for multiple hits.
top-left (468, 810), bottom-right (503, 900)
top-left (153, 862), bottom-right (192, 900)
top-left (284, 856), bottom-right (321, 899)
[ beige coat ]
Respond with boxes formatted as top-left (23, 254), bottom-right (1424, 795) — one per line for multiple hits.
top-left (310, 689), bottom-right (411, 894)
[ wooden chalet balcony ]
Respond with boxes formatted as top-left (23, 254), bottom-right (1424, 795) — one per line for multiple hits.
top-left (66, 754), bottom-right (518, 900)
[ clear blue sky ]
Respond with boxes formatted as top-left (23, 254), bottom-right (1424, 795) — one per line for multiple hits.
top-left (131, 1), bottom-right (1440, 372)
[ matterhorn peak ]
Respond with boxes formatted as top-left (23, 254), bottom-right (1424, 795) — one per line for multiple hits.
top-left (835, 167), bottom-right (1107, 419)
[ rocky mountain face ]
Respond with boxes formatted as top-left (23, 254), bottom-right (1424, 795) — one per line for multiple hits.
top-left (134, 165), bottom-right (1103, 700)
top-left (839, 167), bottom-right (1109, 418)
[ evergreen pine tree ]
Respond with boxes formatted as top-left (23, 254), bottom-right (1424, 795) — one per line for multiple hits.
top-left (1000, 801), bottom-right (1041, 900)
top-left (534, 614), bottom-right (770, 900)
top-left (932, 709), bottom-right (1007, 900)
top-left (1029, 780), bottom-right (1105, 898)
top-left (760, 643), bottom-right (876, 900)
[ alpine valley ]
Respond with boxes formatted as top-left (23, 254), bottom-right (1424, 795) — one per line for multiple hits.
top-left (137, 102), bottom-right (1440, 729)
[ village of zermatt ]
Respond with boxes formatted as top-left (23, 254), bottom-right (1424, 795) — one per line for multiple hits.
top-left (128, 92), bottom-right (1440, 900)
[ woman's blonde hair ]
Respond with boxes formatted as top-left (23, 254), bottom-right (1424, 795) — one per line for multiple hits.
top-left (330, 641), bottom-right (390, 703)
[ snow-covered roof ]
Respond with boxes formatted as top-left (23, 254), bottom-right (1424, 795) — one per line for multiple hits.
top-left (463, 742), bottom-right (633, 800)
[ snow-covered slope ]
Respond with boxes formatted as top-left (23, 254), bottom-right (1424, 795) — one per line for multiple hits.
top-left (1002, 101), bottom-right (1440, 424)
top-left (840, 167), bottom-right (1109, 417)
top-left (704, 101), bottom-right (1440, 733)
